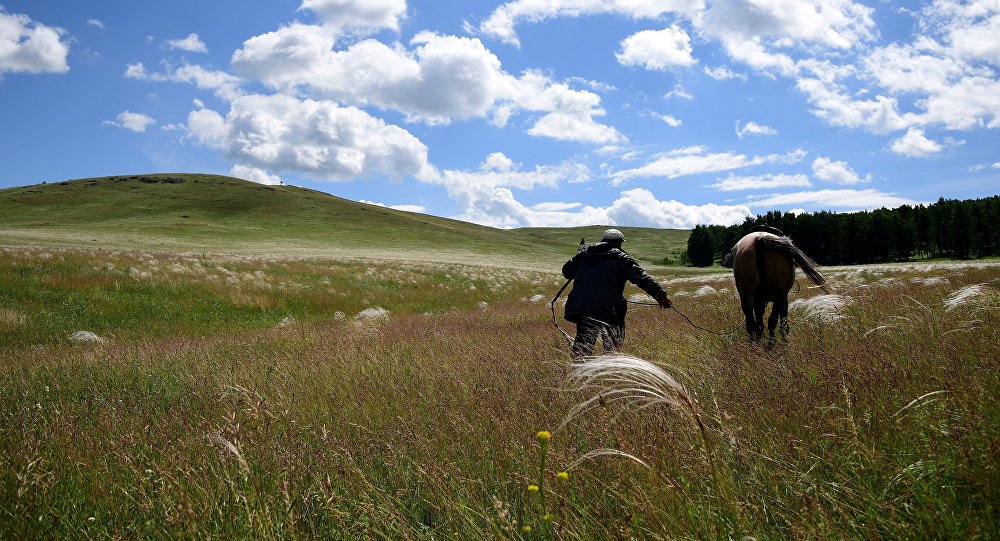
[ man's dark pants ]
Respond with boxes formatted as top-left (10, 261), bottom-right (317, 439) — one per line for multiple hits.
top-left (571, 317), bottom-right (624, 358)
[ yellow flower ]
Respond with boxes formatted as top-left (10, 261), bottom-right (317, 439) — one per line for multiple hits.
top-left (527, 484), bottom-right (539, 493)
top-left (522, 525), bottom-right (533, 533)
top-left (543, 513), bottom-right (553, 522)
top-left (556, 471), bottom-right (569, 481)
top-left (536, 430), bottom-right (552, 442)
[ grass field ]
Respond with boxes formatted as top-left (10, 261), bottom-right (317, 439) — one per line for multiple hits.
top-left (0, 175), bottom-right (690, 269)
top-left (1, 243), bottom-right (997, 539)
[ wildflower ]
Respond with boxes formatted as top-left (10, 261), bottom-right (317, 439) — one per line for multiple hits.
top-left (543, 513), bottom-right (553, 522)
top-left (557, 471), bottom-right (569, 481)
top-left (522, 525), bottom-right (532, 533)
top-left (536, 430), bottom-right (551, 442)
top-left (527, 484), bottom-right (539, 493)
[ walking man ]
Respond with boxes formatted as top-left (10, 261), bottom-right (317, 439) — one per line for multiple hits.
top-left (562, 229), bottom-right (671, 358)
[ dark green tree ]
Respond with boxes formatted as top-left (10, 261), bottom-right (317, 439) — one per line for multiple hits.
top-left (686, 225), bottom-right (715, 266)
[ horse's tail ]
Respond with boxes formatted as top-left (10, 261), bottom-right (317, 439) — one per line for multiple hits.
top-left (757, 235), bottom-right (830, 293)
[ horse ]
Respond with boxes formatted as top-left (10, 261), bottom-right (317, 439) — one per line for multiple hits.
top-left (724, 226), bottom-right (829, 342)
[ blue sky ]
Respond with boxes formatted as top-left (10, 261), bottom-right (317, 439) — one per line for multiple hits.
top-left (1, 0), bottom-right (998, 228)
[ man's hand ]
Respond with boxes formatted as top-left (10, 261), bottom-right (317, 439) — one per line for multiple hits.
top-left (658, 297), bottom-right (672, 309)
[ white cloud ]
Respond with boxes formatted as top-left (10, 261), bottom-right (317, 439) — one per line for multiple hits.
top-left (476, 0), bottom-right (700, 47)
top-left (735, 120), bottom-right (778, 138)
top-left (616, 25), bottom-right (696, 70)
top-left (300, 0), bottom-right (406, 34)
top-left (889, 128), bottom-right (943, 157)
top-left (659, 114), bottom-right (682, 127)
top-left (87, 19), bottom-right (105, 30)
top-left (861, 38), bottom-right (1000, 131)
top-left (612, 146), bottom-right (806, 184)
top-left (430, 153), bottom-right (596, 227)
top-left (125, 62), bottom-right (243, 100)
top-left (994, 162), bottom-right (1000, 169)
top-left (693, 0), bottom-right (877, 76)
top-left (926, 0), bottom-right (1000, 65)
top-left (704, 65), bottom-right (746, 81)
top-left (165, 33), bottom-right (208, 53)
top-left (0, 8), bottom-right (70, 74)
top-left (449, 185), bottom-right (751, 228)
top-left (794, 5), bottom-right (1000, 134)
top-left (390, 204), bottom-right (427, 213)
top-left (232, 28), bottom-right (621, 142)
top-left (748, 188), bottom-right (920, 210)
top-left (796, 62), bottom-right (914, 133)
top-left (531, 201), bottom-right (582, 212)
top-left (230, 165), bottom-right (283, 185)
top-left (186, 94), bottom-right (434, 182)
top-left (103, 111), bottom-right (156, 132)
top-left (811, 156), bottom-right (869, 184)
top-left (359, 200), bottom-right (427, 213)
top-left (708, 173), bottom-right (812, 192)
top-left (663, 83), bottom-right (693, 100)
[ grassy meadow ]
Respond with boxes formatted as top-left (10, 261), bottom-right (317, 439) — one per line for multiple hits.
top-left (0, 175), bottom-right (689, 267)
top-left (1, 243), bottom-right (997, 539)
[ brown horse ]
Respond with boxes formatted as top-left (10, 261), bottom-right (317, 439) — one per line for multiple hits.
top-left (726, 228), bottom-right (829, 342)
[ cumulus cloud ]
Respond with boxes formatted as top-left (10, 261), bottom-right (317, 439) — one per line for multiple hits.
top-left (612, 146), bottom-right (806, 184)
top-left (889, 128), bottom-right (943, 157)
top-left (229, 165), bottom-right (283, 185)
top-left (359, 200), bottom-right (427, 213)
top-left (165, 33), bottom-right (208, 53)
top-left (449, 185), bottom-right (751, 229)
top-left (232, 28), bottom-right (621, 142)
top-left (186, 94), bottom-right (434, 182)
top-left (531, 201), bottom-right (582, 212)
top-left (300, 0), bottom-right (407, 34)
top-left (124, 62), bottom-right (243, 100)
top-left (704, 65), bottom-right (746, 81)
top-left (102, 111), bottom-right (156, 132)
top-left (795, 4), bottom-right (1000, 134)
top-left (735, 120), bottom-right (778, 138)
top-left (693, 0), bottom-right (876, 76)
top-left (0, 8), bottom-right (70, 74)
top-left (811, 156), bottom-right (869, 184)
top-left (796, 60), bottom-right (915, 133)
top-left (659, 114), bottom-right (682, 127)
top-left (476, 0), bottom-right (699, 47)
top-left (616, 26), bottom-right (695, 70)
top-left (707, 173), bottom-right (811, 192)
top-left (748, 188), bottom-right (920, 210)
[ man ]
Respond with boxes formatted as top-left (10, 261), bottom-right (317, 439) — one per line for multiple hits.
top-left (562, 229), bottom-right (671, 358)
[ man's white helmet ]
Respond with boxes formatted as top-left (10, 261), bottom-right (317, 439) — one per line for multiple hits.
top-left (601, 228), bottom-right (625, 242)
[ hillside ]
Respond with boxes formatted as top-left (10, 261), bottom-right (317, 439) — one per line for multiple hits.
top-left (0, 174), bottom-right (690, 268)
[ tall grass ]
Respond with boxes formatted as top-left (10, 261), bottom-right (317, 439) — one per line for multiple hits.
top-left (0, 250), bottom-right (996, 539)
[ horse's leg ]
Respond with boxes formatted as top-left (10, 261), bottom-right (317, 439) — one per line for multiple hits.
top-left (767, 299), bottom-right (780, 345)
top-left (777, 297), bottom-right (790, 339)
top-left (741, 296), bottom-right (757, 341)
top-left (753, 299), bottom-right (767, 342)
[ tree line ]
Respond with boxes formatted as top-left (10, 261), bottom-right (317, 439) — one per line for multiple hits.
top-left (685, 195), bottom-right (1000, 266)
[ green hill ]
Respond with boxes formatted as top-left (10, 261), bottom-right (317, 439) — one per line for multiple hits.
top-left (0, 174), bottom-right (690, 268)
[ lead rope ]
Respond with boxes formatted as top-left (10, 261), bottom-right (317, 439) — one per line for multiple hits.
top-left (551, 279), bottom-right (575, 347)
top-left (625, 299), bottom-right (728, 336)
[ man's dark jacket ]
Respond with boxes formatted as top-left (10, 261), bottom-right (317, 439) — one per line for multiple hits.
top-left (561, 242), bottom-right (668, 325)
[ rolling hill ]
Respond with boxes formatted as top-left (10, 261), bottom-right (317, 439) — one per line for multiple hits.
top-left (0, 174), bottom-right (691, 268)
